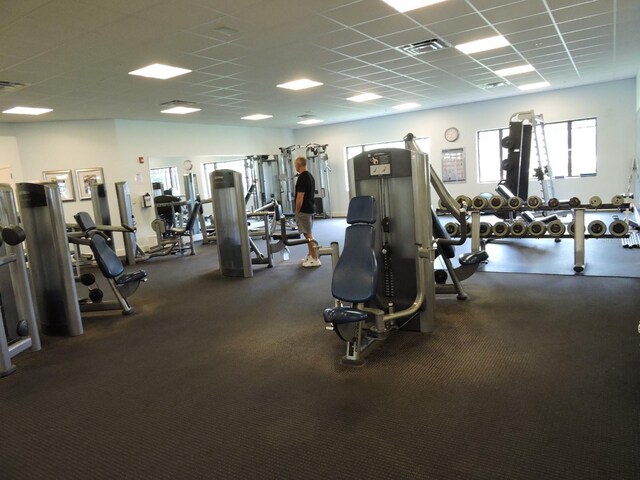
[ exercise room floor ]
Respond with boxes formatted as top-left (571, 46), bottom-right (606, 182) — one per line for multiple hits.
top-left (1, 219), bottom-right (639, 480)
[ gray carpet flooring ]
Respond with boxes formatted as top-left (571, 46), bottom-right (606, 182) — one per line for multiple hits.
top-left (1, 219), bottom-right (639, 479)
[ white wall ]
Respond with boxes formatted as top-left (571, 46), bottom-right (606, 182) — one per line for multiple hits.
top-left (0, 135), bottom-right (23, 189)
top-left (5, 119), bottom-right (293, 251)
top-left (294, 79), bottom-right (637, 216)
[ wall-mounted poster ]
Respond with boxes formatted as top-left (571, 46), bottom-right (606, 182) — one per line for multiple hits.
top-left (76, 168), bottom-right (104, 200)
top-left (441, 148), bottom-right (466, 183)
top-left (43, 170), bottom-right (75, 202)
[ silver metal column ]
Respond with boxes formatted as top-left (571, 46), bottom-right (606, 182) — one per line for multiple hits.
top-left (16, 182), bottom-right (83, 336)
top-left (573, 208), bottom-right (585, 273)
top-left (115, 181), bottom-right (137, 265)
top-left (211, 170), bottom-right (252, 277)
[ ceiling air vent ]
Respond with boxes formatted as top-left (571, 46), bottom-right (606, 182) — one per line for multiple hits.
top-left (0, 81), bottom-right (26, 91)
top-left (397, 38), bottom-right (450, 56)
top-left (483, 81), bottom-right (508, 89)
top-left (160, 100), bottom-right (196, 107)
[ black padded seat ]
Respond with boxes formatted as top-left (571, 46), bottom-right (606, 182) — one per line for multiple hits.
top-left (90, 234), bottom-right (125, 279)
top-left (272, 232), bottom-right (301, 240)
top-left (459, 251), bottom-right (488, 265)
top-left (74, 211), bottom-right (97, 234)
top-left (116, 271), bottom-right (147, 285)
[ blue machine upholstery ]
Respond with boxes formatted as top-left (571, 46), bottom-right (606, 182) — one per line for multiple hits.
top-left (89, 234), bottom-right (125, 279)
top-left (74, 211), bottom-right (97, 234)
top-left (323, 196), bottom-right (377, 325)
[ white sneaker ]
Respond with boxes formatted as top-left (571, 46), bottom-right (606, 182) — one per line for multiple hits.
top-left (300, 255), bottom-right (311, 265)
top-left (302, 257), bottom-right (321, 268)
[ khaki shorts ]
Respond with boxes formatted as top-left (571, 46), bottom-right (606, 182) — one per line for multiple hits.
top-left (296, 212), bottom-right (314, 235)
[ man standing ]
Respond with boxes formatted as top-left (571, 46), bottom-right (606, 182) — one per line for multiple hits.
top-left (294, 156), bottom-right (320, 267)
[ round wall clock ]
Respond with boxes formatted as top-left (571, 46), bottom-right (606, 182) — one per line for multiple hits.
top-left (183, 159), bottom-right (193, 171)
top-left (444, 127), bottom-right (460, 142)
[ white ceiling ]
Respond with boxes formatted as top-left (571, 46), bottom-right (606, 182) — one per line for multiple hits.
top-left (0, 0), bottom-right (638, 128)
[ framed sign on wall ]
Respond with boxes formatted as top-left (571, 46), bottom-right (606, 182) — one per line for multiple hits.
top-left (441, 148), bottom-right (466, 183)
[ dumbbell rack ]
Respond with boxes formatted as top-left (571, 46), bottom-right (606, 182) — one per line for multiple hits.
top-left (446, 196), bottom-right (633, 273)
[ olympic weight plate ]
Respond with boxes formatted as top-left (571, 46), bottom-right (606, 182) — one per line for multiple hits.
top-left (510, 221), bottom-right (527, 237)
top-left (527, 195), bottom-right (542, 209)
top-left (608, 220), bottom-right (628, 237)
top-left (472, 195), bottom-right (488, 210)
top-left (587, 220), bottom-right (606, 237)
top-left (489, 195), bottom-right (505, 209)
top-left (508, 196), bottom-right (523, 210)
top-left (611, 195), bottom-right (624, 207)
top-left (445, 222), bottom-right (460, 236)
top-left (547, 220), bottom-right (565, 237)
top-left (492, 222), bottom-right (509, 237)
top-left (547, 198), bottom-right (560, 209)
top-left (589, 196), bottom-right (602, 208)
top-left (528, 221), bottom-right (546, 237)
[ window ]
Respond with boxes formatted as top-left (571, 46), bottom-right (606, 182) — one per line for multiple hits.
top-left (477, 117), bottom-right (597, 183)
top-left (202, 159), bottom-right (248, 198)
top-left (344, 137), bottom-right (431, 190)
top-left (150, 166), bottom-right (180, 195)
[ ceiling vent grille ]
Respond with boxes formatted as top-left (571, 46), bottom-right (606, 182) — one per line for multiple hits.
top-left (160, 100), bottom-right (197, 107)
top-left (0, 81), bottom-right (26, 91)
top-left (397, 39), bottom-right (450, 56)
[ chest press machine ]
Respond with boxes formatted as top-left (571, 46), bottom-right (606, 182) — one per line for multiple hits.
top-left (323, 134), bottom-right (487, 365)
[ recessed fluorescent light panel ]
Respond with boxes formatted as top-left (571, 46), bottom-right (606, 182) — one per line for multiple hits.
top-left (455, 35), bottom-right (510, 55)
top-left (518, 81), bottom-right (550, 91)
top-left (161, 106), bottom-right (201, 114)
top-left (494, 65), bottom-right (535, 77)
top-left (297, 119), bottom-right (324, 125)
top-left (241, 114), bottom-right (273, 120)
top-left (129, 63), bottom-right (192, 80)
top-left (393, 102), bottom-right (421, 110)
top-left (277, 79), bottom-right (323, 90)
top-left (347, 93), bottom-right (382, 103)
top-left (2, 106), bottom-right (52, 115)
top-left (381, 0), bottom-right (447, 13)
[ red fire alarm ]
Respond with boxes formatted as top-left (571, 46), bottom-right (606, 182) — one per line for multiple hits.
top-left (138, 156), bottom-right (145, 164)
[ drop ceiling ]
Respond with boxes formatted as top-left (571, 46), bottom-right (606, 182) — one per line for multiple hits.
top-left (0, 0), bottom-right (638, 128)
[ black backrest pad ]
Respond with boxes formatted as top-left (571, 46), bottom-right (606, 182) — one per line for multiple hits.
top-left (89, 234), bottom-right (125, 279)
top-left (346, 196), bottom-right (376, 225)
top-left (331, 224), bottom-right (377, 303)
top-left (431, 210), bottom-right (455, 258)
top-left (184, 202), bottom-right (202, 231)
top-left (74, 211), bottom-right (97, 234)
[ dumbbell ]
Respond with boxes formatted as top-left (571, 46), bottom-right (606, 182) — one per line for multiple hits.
top-left (510, 221), bottom-right (527, 237)
top-left (609, 220), bottom-right (628, 237)
top-left (479, 222), bottom-right (492, 238)
top-left (492, 222), bottom-right (509, 238)
top-left (587, 220), bottom-right (607, 237)
top-left (527, 195), bottom-right (542, 209)
top-left (445, 222), bottom-right (460, 237)
top-left (547, 219), bottom-right (566, 237)
top-left (528, 221), bottom-right (546, 237)
top-left (589, 196), bottom-right (602, 208)
top-left (567, 221), bottom-right (585, 236)
top-left (489, 195), bottom-right (505, 209)
top-left (456, 195), bottom-right (472, 209)
top-left (547, 198), bottom-right (560, 209)
top-left (79, 272), bottom-right (104, 303)
top-left (508, 196), bottom-right (523, 210)
top-left (568, 197), bottom-right (581, 208)
top-left (1, 225), bottom-right (26, 245)
top-left (611, 195), bottom-right (624, 207)
top-left (472, 195), bottom-right (488, 210)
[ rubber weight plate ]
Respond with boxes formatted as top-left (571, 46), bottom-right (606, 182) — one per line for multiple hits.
top-left (528, 221), bottom-right (546, 237)
top-left (445, 222), bottom-right (460, 236)
top-left (508, 196), bottom-right (523, 210)
top-left (589, 196), bottom-right (602, 208)
top-left (489, 195), bottom-right (505, 209)
top-left (510, 221), bottom-right (527, 237)
top-left (472, 195), bottom-right (488, 210)
top-left (547, 220), bottom-right (566, 237)
top-left (527, 195), bottom-right (542, 209)
top-left (492, 222), bottom-right (509, 237)
top-left (608, 219), bottom-right (628, 237)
